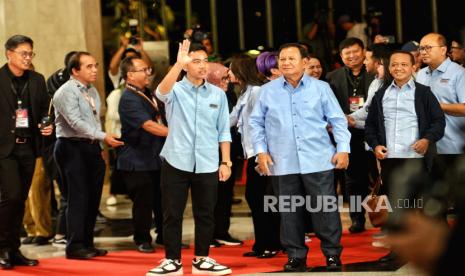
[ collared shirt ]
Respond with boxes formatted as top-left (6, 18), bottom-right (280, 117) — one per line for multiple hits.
top-left (229, 85), bottom-right (261, 159)
top-left (118, 87), bottom-right (164, 171)
top-left (383, 79), bottom-right (422, 158)
top-left (416, 58), bottom-right (465, 154)
top-left (249, 74), bottom-right (351, 176)
top-left (53, 78), bottom-right (106, 141)
top-left (156, 76), bottom-right (231, 173)
top-left (351, 77), bottom-right (384, 129)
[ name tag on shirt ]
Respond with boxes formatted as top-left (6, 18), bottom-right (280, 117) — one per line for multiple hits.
top-left (209, 103), bottom-right (218, 109)
top-left (349, 96), bottom-right (364, 112)
top-left (440, 79), bottom-right (449, 84)
top-left (15, 108), bottom-right (29, 128)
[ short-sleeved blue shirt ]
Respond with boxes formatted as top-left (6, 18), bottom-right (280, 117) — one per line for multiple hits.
top-left (117, 87), bottom-right (165, 171)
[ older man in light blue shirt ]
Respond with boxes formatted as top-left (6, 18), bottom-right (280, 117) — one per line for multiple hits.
top-left (249, 43), bottom-right (350, 272)
top-left (416, 33), bottom-right (465, 205)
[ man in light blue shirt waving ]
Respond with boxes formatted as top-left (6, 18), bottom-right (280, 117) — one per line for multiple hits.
top-left (150, 40), bottom-right (232, 276)
top-left (249, 43), bottom-right (351, 272)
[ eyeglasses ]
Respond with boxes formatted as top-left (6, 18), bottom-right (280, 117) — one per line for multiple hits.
top-left (130, 67), bottom-right (152, 75)
top-left (13, 51), bottom-right (36, 58)
top-left (418, 45), bottom-right (444, 53)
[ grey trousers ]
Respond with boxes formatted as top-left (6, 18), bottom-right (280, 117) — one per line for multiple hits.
top-left (272, 170), bottom-right (342, 259)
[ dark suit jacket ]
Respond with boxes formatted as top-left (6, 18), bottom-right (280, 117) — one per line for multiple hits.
top-left (0, 64), bottom-right (50, 158)
top-left (326, 66), bottom-right (375, 114)
top-left (365, 81), bottom-right (445, 170)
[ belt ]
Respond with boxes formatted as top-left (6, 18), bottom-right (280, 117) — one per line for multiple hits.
top-left (15, 137), bottom-right (29, 144)
top-left (66, 137), bottom-right (99, 144)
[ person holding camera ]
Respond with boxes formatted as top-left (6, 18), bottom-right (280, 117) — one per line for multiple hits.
top-left (53, 51), bottom-right (124, 260)
top-left (0, 35), bottom-right (53, 270)
top-left (108, 35), bottom-right (153, 90)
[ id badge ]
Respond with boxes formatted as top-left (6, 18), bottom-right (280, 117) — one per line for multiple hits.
top-left (15, 108), bottom-right (29, 128)
top-left (349, 96), bottom-right (364, 112)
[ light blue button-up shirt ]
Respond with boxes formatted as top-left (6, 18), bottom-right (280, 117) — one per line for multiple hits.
top-left (229, 85), bottom-right (261, 159)
top-left (156, 77), bottom-right (231, 173)
top-left (383, 79), bottom-right (422, 159)
top-left (351, 77), bottom-right (384, 129)
top-left (416, 58), bottom-right (465, 154)
top-left (249, 74), bottom-right (351, 176)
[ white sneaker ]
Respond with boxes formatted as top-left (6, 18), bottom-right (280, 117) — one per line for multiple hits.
top-left (147, 259), bottom-right (183, 275)
top-left (52, 237), bottom-right (67, 248)
top-left (106, 195), bottom-right (118, 206)
top-left (192, 257), bottom-right (231, 275)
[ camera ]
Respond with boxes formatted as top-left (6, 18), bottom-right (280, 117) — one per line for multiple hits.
top-left (40, 115), bottom-right (52, 130)
top-left (189, 24), bottom-right (209, 43)
top-left (129, 18), bottom-right (139, 45)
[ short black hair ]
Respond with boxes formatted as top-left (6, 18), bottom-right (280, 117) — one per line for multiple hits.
top-left (278, 43), bottom-right (309, 59)
top-left (64, 51), bottom-right (77, 67)
top-left (66, 51), bottom-right (92, 75)
top-left (366, 43), bottom-right (391, 62)
top-left (122, 48), bottom-right (141, 60)
top-left (339, 37), bottom-right (364, 52)
top-left (120, 56), bottom-right (140, 81)
top-left (5, 35), bottom-right (33, 51)
top-left (390, 50), bottom-right (415, 65)
top-left (189, 42), bottom-right (207, 53)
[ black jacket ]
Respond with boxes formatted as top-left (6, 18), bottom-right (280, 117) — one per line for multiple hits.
top-left (0, 64), bottom-right (50, 158)
top-left (326, 66), bottom-right (375, 114)
top-left (365, 81), bottom-right (445, 170)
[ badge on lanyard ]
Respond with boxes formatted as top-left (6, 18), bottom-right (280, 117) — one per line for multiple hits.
top-left (15, 100), bottom-right (29, 128)
top-left (349, 95), bottom-right (364, 112)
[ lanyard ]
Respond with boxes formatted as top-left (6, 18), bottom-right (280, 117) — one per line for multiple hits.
top-left (126, 84), bottom-right (159, 112)
top-left (11, 82), bottom-right (29, 107)
top-left (73, 79), bottom-right (97, 115)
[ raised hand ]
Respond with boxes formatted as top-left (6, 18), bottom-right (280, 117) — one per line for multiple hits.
top-left (176, 39), bottom-right (192, 66)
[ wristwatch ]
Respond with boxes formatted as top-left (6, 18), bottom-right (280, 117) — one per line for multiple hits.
top-left (221, 161), bottom-right (233, 168)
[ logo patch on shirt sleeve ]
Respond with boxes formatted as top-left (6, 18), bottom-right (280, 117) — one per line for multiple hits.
top-left (209, 103), bottom-right (219, 108)
top-left (440, 79), bottom-right (450, 84)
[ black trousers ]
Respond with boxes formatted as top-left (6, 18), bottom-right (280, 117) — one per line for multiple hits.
top-left (245, 158), bottom-right (281, 252)
top-left (213, 161), bottom-right (235, 239)
top-left (121, 170), bottom-right (162, 244)
top-left (0, 143), bottom-right (36, 251)
top-left (55, 170), bottom-right (67, 236)
top-left (54, 138), bottom-right (105, 253)
top-left (161, 161), bottom-right (217, 259)
top-left (345, 129), bottom-right (376, 224)
top-left (273, 170), bottom-right (342, 259)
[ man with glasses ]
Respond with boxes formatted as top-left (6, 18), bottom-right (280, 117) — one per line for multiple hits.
top-left (449, 39), bottom-right (465, 66)
top-left (53, 52), bottom-right (124, 260)
top-left (117, 56), bottom-right (168, 253)
top-left (416, 33), bottom-right (465, 218)
top-left (0, 35), bottom-right (53, 270)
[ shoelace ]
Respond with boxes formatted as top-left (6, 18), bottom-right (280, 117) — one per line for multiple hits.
top-left (159, 258), bottom-right (180, 266)
top-left (199, 257), bottom-right (218, 266)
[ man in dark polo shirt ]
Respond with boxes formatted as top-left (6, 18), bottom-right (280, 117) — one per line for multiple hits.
top-left (118, 56), bottom-right (168, 253)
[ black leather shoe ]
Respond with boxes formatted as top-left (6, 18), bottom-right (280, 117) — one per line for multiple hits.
top-left (22, 236), bottom-right (36, 245)
top-left (243, 251), bottom-right (260, 257)
top-left (90, 247), bottom-right (108, 256)
top-left (0, 250), bottom-right (13, 270)
top-left (137, 242), bottom-right (154, 253)
top-left (379, 251), bottom-right (398, 262)
top-left (66, 248), bottom-right (97, 260)
top-left (33, 236), bottom-right (51, 246)
top-left (326, 255), bottom-right (342, 271)
top-left (348, 221), bottom-right (366, 233)
top-left (11, 250), bottom-right (39, 266)
top-left (257, 250), bottom-right (278, 259)
top-left (283, 257), bottom-right (307, 272)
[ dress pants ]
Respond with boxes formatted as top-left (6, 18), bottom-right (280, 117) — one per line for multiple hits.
top-left (273, 170), bottom-right (343, 259)
top-left (161, 161), bottom-right (217, 259)
top-left (245, 158), bottom-right (281, 253)
top-left (346, 129), bottom-right (377, 225)
top-left (54, 138), bottom-right (105, 253)
top-left (0, 142), bottom-right (36, 251)
top-left (23, 157), bottom-right (52, 237)
top-left (121, 170), bottom-right (162, 244)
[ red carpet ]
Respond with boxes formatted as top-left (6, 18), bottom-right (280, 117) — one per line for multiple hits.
top-left (2, 229), bottom-right (389, 275)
